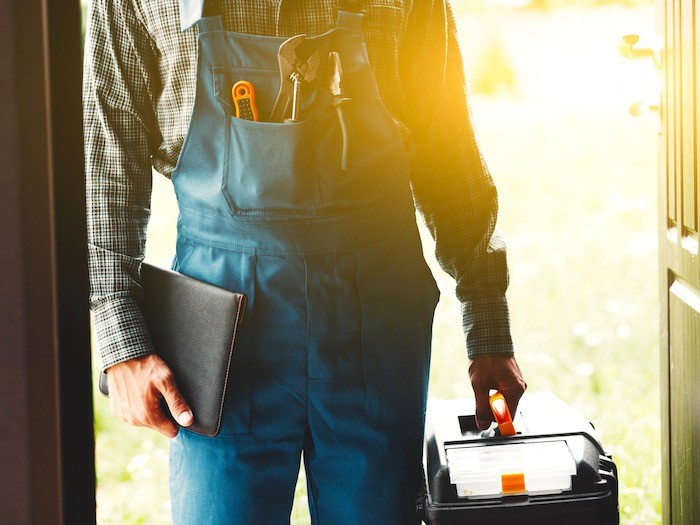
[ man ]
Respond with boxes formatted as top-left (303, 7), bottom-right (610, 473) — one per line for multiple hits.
top-left (84, 0), bottom-right (526, 523)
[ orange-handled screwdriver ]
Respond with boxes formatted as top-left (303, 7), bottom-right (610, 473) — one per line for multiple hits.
top-left (232, 80), bottom-right (259, 121)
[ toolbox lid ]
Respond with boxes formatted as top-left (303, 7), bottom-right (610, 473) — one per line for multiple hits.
top-left (446, 440), bottom-right (577, 499)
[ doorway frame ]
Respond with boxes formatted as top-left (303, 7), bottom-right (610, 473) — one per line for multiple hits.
top-left (0, 0), bottom-right (96, 522)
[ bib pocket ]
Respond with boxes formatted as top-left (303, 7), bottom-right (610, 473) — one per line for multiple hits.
top-left (222, 116), bottom-right (326, 215)
top-left (212, 67), bottom-right (329, 216)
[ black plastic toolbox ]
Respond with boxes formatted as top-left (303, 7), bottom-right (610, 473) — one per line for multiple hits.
top-left (419, 392), bottom-right (619, 525)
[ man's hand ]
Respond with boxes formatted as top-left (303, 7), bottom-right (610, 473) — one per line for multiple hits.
top-left (106, 354), bottom-right (194, 438)
top-left (469, 355), bottom-right (527, 430)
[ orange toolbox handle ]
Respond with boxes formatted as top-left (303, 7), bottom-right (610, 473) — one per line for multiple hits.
top-left (489, 391), bottom-right (516, 436)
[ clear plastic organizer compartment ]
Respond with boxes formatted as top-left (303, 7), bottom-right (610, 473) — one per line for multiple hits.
top-left (446, 440), bottom-right (577, 499)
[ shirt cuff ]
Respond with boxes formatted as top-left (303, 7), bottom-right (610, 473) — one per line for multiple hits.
top-left (91, 295), bottom-right (155, 371)
top-left (461, 295), bottom-right (514, 359)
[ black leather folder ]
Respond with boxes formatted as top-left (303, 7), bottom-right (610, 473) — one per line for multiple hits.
top-left (98, 262), bottom-right (247, 437)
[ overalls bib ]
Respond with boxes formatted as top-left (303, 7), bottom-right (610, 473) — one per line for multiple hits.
top-left (168, 3), bottom-right (440, 523)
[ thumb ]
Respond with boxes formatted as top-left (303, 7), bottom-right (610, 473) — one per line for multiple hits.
top-left (474, 387), bottom-right (492, 430)
top-left (158, 374), bottom-right (194, 427)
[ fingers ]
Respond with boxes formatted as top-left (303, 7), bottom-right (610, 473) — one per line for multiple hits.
top-left (142, 396), bottom-right (180, 438)
top-left (501, 381), bottom-right (526, 418)
top-left (469, 359), bottom-right (494, 430)
top-left (106, 355), bottom-right (193, 439)
top-left (500, 361), bottom-right (527, 416)
top-left (471, 374), bottom-right (493, 430)
top-left (120, 399), bottom-right (179, 438)
top-left (156, 369), bottom-right (194, 428)
top-left (469, 356), bottom-right (527, 430)
top-left (471, 384), bottom-right (493, 430)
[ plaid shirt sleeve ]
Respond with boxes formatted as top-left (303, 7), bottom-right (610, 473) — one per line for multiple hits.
top-left (400, 0), bottom-right (514, 358)
top-left (83, 0), bottom-right (159, 371)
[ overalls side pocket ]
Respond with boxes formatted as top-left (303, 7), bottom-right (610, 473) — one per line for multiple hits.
top-left (354, 223), bottom-right (440, 428)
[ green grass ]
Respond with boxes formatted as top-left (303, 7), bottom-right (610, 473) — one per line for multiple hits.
top-left (94, 4), bottom-right (661, 524)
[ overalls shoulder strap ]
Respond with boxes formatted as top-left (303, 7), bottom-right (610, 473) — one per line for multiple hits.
top-left (179, 0), bottom-right (364, 32)
top-left (337, 0), bottom-right (365, 30)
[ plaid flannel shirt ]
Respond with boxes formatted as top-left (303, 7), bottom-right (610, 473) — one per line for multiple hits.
top-left (83, 0), bottom-right (514, 371)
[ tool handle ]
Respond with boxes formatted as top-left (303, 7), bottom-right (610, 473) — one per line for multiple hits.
top-left (333, 98), bottom-right (352, 171)
top-left (489, 391), bottom-right (516, 436)
top-left (232, 81), bottom-right (259, 121)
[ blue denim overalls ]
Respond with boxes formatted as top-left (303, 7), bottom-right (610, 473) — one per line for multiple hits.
top-left (168, 2), bottom-right (440, 523)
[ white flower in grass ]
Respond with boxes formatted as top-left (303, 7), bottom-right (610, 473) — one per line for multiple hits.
top-left (572, 322), bottom-right (590, 337)
top-left (574, 362), bottom-right (595, 377)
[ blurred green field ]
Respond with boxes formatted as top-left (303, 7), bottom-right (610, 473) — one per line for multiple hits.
top-left (92, 4), bottom-right (661, 524)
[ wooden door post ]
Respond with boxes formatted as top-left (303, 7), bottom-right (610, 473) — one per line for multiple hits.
top-left (0, 0), bottom-right (96, 522)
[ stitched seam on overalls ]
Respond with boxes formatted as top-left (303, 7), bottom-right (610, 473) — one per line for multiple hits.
top-left (177, 189), bottom-right (413, 224)
top-left (176, 225), bottom-right (416, 257)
